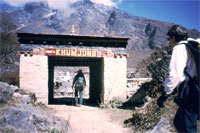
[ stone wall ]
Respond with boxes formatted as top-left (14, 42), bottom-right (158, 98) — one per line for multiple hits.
top-left (127, 78), bottom-right (152, 99)
top-left (20, 53), bottom-right (128, 104)
top-left (103, 56), bottom-right (127, 103)
top-left (20, 55), bottom-right (48, 104)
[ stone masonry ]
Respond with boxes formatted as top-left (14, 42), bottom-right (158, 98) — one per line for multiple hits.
top-left (19, 49), bottom-right (128, 104)
top-left (103, 56), bottom-right (127, 103)
top-left (18, 33), bottom-right (129, 105)
top-left (20, 55), bottom-right (48, 104)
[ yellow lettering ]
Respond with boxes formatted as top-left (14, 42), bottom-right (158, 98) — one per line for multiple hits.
top-left (92, 50), bottom-right (97, 57)
top-left (87, 50), bottom-right (92, 56)
top-left (82, 50), bottom-right (87, 56)
top-left (66, 49), bottom-right (70, 56)
top-left (71, 49), bottom-right (77, 56)
top-left (77, 50), bottom-right (81, 56)
top-left (56, 49), bottom-right (60, 55)
top-left (61, 49), bottom-right (65, 55)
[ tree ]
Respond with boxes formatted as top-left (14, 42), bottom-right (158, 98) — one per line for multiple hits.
top-left (0, 13), bottom-right (19, 57)
top-left (0, 13), bottom-right (20, 86)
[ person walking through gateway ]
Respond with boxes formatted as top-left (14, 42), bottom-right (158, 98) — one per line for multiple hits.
top-left (72, 69), bottom-right (86, 107)
top-left (157, 25), bottom-right (200, 132)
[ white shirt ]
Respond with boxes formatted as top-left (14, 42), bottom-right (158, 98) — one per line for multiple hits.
top-left (164, 40), bottom-right (197, 94)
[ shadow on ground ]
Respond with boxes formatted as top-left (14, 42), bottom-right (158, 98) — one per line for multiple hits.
top-left (48, 97), bottom-right (99, 107)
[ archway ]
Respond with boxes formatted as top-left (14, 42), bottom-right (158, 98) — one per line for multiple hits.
top-left (17, 32), bottom-right (129, 105)
top-left (48, 56), bottom-right (103, 105)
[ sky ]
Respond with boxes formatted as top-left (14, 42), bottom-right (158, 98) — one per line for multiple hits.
top-left (1, 0), bottom-right (200, 31)
top-left (118, 0), bottom-right (200, 31)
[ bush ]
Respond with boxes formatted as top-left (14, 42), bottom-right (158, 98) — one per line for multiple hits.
top-left (0, 71), bottom-right (19, 86)
top-left (0, 15), bottom-right (20, 87)
top-left (99, 98), bottom-right (123, 109)
top-left (124, 96), bottom-right (178, 132)
top-left (110, 99), bottom-right (123, 108)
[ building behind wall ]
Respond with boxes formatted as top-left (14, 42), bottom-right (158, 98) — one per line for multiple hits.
top-left (17, 33), bottom-right (129, 104)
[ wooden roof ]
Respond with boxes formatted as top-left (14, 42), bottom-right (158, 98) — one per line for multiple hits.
top-left (17, 33), bottom-right (129, 48)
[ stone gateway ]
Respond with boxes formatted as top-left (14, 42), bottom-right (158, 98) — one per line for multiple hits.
top-left (17, 33), bottom-right (129, 105)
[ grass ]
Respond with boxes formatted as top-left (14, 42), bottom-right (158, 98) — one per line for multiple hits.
top-left (99, 98), bottom-right (124, 109)
top-left (42, 128), bottom-right (65, 133)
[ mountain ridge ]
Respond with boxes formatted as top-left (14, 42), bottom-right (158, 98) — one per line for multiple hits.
top-left (1, 0), bottom-right (199, 50)
top-left (0, 0), bottom-right (199, 71)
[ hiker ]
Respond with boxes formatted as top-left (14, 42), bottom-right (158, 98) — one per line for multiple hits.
top-left (157, 25), bottom-right (200, 132)
top-left (72, 69), bottom-right (86, 107)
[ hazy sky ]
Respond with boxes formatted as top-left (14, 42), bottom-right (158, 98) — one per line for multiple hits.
top-left (2, 0), bottom-right (200, 31)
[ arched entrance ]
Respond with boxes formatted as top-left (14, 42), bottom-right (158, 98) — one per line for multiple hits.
top-left (48, 56), bottom-right (104, 105)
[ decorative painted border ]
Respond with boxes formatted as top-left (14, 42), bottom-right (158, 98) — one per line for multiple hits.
top-left (17, 48), bottom-right (128, 58)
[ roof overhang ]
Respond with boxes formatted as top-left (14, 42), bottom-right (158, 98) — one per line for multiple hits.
top-left (17, 33), bottom-right (129, 48)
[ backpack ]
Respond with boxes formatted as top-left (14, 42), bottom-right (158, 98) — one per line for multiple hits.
top-left (174, 39), bottom-right (200, 116)
top-left (186, 39), bottom-right (200, 86)
top-left (74, 76), bottom-right (86, 89)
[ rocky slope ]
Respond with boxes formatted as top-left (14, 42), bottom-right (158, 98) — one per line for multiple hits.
top-left (0, 82), bottom-right (72, 132)
top-left (121, 44), bottom-right (200, 132)
top-left (124, 45), bottom-right (172, 106)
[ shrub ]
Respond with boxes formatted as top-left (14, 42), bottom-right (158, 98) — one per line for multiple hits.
top-left (0, 71), bottom-right (19, 86)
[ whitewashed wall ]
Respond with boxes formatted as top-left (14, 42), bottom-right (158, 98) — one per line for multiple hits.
top-left (103, 56), bottom-right (127, 103)
top-left (20, 55), bottom-right (48, 104)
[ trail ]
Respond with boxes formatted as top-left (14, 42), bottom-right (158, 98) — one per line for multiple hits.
top-left (48, 105), bottom-right (133, 133)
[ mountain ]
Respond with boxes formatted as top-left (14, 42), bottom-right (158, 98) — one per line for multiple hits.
top-left (1, 0), bottom-right (199, 50)
top-left (0, 0), bottom-right (199, 73)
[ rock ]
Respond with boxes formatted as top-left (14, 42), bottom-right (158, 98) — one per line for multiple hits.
top-left (0, 82), bottom-right (36, 104)
top-left (13, 92), bottom-right (22, 98)
top-left (0, 82), bottom-right (72, 133)
top-left (19, 95), bottom-right (32, 104)
top-left (0, 82), bottom-right (17, 95)
top-left (0, 104), bottom-right (72, 133)
top-left (126, 78), bottom-right (152, 99)
top-left (0, 82), bottom-right (18, 103)
top-left (124, 46), bottom-right (173, 107)
top-left (146, 117), bottom-right (171, 133)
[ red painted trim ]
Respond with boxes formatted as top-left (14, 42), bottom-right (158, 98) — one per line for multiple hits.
top-left (17, 48), bottom-right (128, 58)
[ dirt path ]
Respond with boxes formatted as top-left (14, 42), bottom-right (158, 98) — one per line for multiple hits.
top-left (48, 105), bottom-right (133, 133)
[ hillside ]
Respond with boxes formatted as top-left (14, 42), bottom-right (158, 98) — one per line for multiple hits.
top-left (1, 0), bottom-right (199, 50)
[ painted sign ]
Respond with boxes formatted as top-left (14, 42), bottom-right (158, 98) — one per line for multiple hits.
top-left (45, 48), bottom-right (100, 57)
top-left (18, 48), bottom-right (127, 58)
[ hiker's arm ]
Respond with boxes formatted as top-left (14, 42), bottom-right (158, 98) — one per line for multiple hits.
top-left (72, 75), bottom-right (77, 88)
top-left (158, 45), bottom-right (188, 107)
top-left (163, 44), bottom-right (188, 94)
top-left (84, 76), bottom-right (86, 86)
